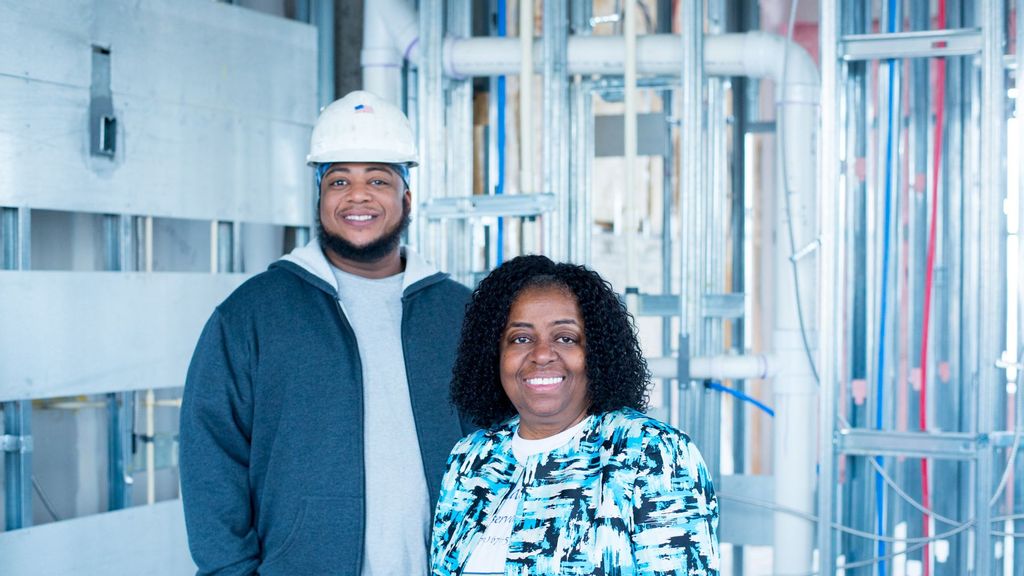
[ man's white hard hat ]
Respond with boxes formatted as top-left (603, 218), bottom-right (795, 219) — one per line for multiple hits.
top-left (306, 90), bottom-right (419, 167)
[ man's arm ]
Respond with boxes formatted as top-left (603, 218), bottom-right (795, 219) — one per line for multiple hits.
top-left (179, 309), bottom-right (260, 576)
top-left (630, 431), bottom-right (721, 575)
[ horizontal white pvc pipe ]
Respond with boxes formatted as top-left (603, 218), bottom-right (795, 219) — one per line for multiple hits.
top-left (446, 35), bottom-right (683, 77)
top-left (647, 354), bottom-right (780, 381)
top-left (443, 33), bottom-right (818, 93)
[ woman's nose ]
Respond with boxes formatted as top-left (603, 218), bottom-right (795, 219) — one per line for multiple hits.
top-left (529, 341), bottom-right (556, 364)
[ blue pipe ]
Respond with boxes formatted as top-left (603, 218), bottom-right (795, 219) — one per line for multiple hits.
top-left (705, 381), bottom-right (775, 418)
top-left (495, 0), bottom-right (507, 265)
top-left (875, 2), bottom-right (901, 573)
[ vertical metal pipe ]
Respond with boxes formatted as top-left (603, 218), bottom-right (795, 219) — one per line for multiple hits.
top-left (519, 0), bottom-right (534, 196)
top-left (3, 401), bottom-right (31, 530)
top-left (661, 89), bottom-right (675, 417)
top-left (569, 79), bottom-right (593, 266)
top-left (120, 215), bottom-right (138, 273)
top-left (3, 207), bottom-right (32, 529)
top-left (678, 0), bottom-right (704, 445)
top-left (904, 1), bottom-right (931, 556)
top-left (314, 0), bottom-right (335, 109)
top-left (294, 225), bottom-right (311, 248)
top-left (583, 88), bottom-right (593, 267)
top-left (976, 0), bottom-right (1007, 572)
top-left (447, 1), bottom-right (473, 282)
top-left (623, 0), bottom-right (638, 287)
top-left (936, 3), bottom-right (965, 573)
top-left (103, 215), bottom-right (122, 271)
top-left (140, 215), bottom-right (155, 504)
top-left (845, 0), bottom-right (875, 564)
top-left (104, 214), bottom-right (132, 511)
top-left (0, 208), bottom-right (15, 269)
top-left (542, 0), bottom-right (568, 261)
top-left (216, 221), bottom-right (234, 274)
top-left (106, 392), bottom-right (127, 510)
top-left (231, 221), bottom-right (242, 274)
top-left (869, 2), bottom-right (904, 569)
top-left (210, 220), bottom-right (220, 274)
top-left (696, 0), bottom-right (725, 489)
top-left (417, 0), bottom-right (445, 261)
top-left (568, 2), bottom-right (593, 266)
top-left (818, 1), bottom-right (840, 573)
top-left (1015, 2), bottom-right (1024, 567)
top-left (487, 0), bottom-right (501, 272)
top-left (725, 1), bottom-right (754, 570)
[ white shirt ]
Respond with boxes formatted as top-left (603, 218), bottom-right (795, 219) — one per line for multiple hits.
top-left (332, 265), bottom-right (431, 576)
top-left (462, 418), bottom-right (591, 575)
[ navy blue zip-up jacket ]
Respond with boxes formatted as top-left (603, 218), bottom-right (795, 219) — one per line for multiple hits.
top-left (179, 241), bottom-right (471, 575)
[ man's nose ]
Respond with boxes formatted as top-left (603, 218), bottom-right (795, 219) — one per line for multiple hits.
top-left (344, 182), bottom-right (373, 201)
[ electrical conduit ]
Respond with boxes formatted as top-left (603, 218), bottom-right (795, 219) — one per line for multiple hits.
top-left (496, 0), bottom-right (507, 264)
top-left (876, 2), bottom-right (903, 574)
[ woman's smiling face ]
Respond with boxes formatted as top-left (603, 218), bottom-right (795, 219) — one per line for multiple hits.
top-left (499, 285), bottom-right (590, 439)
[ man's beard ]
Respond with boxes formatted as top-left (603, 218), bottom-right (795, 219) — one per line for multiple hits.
top-left (317, 198), bottom-right (412, 264)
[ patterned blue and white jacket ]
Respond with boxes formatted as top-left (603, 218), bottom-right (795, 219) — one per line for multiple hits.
top-left (430, 408), bottom-right (719, 575)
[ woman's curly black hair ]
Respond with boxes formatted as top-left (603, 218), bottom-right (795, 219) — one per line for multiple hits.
top-left (451, 254), bottom-right (650, 427)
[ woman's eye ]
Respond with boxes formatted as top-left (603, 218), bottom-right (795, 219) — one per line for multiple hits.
top-left (510, 335), bottom-right (531, 345)
top-left (556, 335), bottom-right (578, 345)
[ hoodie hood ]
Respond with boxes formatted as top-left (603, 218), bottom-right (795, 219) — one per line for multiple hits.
top-left (275, 239), bottom-right (449, 298)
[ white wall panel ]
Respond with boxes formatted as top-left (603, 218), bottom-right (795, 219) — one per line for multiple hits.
top-left (94, 0), bottom-right (316, 123)
top-left (0, 77), bottom-right (311, 224)
top-left (0, 499), bottom-right (195, 575)
top-left (0, 2), bottom-right (93, 88)
top-left (0, 0), bottom-right (316, 225)
top-left (0, 271), bottom-right (246, 401)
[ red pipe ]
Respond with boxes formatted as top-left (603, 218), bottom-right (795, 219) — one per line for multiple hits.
top-left (920, 3), bottom-right (947, 575)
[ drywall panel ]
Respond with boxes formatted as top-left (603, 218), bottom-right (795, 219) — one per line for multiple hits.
top-left (0, 78), bottom-right (312, 225)
top-left (0, 499), bottom-right (195, 575)
top-left (0, 0), bottom-right (316, 225)
top-left (0, 2), bottom-right (93, 88)
top-left (0, 271), bottom-right (246, 401)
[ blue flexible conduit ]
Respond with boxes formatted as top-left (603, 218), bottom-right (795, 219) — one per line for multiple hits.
top-left (876, 2), bottom-right (901, 573)
top-left (495, 0), bottom-right (507, 265)
top-left (705, 381), bottom-right (775, 418)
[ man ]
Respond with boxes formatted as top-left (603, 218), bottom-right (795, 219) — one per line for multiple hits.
top-left (179, 90), bottom-right (471, 575)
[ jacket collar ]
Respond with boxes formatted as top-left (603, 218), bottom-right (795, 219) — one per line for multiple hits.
top-left (275, 238), bottom-right (449, 298)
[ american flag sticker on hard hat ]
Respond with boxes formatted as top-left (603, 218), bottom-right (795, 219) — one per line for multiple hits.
top-left (354, 104), bottom-right (374, 113)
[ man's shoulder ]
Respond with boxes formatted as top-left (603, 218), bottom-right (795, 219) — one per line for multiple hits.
top-left (217, 265), bottom-right (320, 315)
top-left (428, 276), bottom-right (472, 297)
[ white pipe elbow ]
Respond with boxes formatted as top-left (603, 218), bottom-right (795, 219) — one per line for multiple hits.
top-left (704, 32), bottom-right (819, 104)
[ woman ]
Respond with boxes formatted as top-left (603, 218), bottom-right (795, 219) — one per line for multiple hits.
top-left (431, 255), bottom-right (719, 575)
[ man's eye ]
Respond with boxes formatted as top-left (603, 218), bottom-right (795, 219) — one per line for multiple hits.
top-left (371, 179), bottom-right (389, 186)
top-left (330, 179), bottom-right (347, 187)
